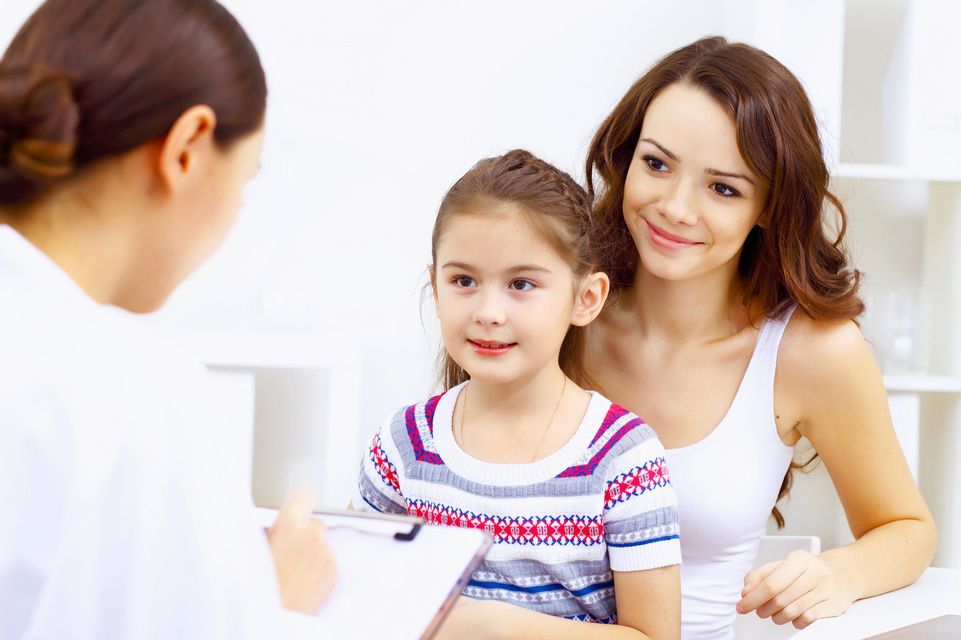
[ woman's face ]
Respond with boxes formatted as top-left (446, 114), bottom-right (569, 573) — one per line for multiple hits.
top-left (129, 126), bottom-right (264, 313)
top-left (622, 82), bottom-right (768, 284)
top-left (179, 127), bottom-right (265, 278)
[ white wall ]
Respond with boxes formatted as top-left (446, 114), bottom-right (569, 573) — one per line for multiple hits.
top-left (3, 0), bottom-right (779, 502)
top-left (228, 0), bottom-right (748, 423)
top-left (164, 0), bottom-right (842, 448)
top-left (4, 0), bottom-right (769, 442)
top-left (9, 1), bottom-right (954, 551)
top-left (0, 0), bottom-right (847, 492)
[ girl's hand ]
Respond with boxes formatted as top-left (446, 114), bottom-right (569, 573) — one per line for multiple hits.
top-left (736, 550), bottom-right (856, 630)
top-left (267, 489), bottom-right (338, 614)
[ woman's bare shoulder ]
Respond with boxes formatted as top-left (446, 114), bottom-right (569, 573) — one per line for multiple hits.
top-left (778, 308), bottom-right (880, 403)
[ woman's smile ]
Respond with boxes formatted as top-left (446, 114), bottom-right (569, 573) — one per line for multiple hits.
top-left (645, 220), bottom-right (703, 250)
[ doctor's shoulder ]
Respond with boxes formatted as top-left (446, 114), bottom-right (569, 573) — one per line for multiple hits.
top-left (41, 306), bottom-right (220, 445)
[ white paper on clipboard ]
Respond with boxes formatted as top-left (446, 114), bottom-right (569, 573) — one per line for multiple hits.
top-left (256, 507), bottom-right (491, 639)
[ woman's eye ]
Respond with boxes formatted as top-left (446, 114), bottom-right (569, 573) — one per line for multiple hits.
top-left (643, 155), bottom-right (668, 172)
top-left (510, 279), bottom-right (535, 291)
top-left (712, 183), bottom-right (741, 198)
top-left (454, 276), bottom-right (476, 287)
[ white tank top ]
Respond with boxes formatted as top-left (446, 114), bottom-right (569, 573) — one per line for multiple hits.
top-left (664, 306), bottom-right (796, 640)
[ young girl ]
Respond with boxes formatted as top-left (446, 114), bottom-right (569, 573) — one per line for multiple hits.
top-left (355, 149), bottom-right (681, 638)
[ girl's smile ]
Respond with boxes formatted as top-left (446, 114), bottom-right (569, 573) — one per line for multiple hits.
top-left (468, 339), bottom-right (517, 356)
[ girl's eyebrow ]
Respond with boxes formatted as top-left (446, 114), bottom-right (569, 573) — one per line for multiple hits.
top-left (640, 137), bottom-right (755, 185)
top-left (440, 261), bottom-right (552, 274)
top-left (506, 264), bottom-right (553, 275)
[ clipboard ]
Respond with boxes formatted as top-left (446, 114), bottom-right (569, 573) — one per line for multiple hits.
top-left (256, 507), bottom-right (492, 639)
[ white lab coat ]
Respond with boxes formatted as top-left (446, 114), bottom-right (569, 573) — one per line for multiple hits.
top-left (0, 225), bottom-right (320, 639)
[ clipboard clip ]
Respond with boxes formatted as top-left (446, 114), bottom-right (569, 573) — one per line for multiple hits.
top-left (312, 508), bottom-right (423, 541)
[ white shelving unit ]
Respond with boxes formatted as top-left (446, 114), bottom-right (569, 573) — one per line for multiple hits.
top-left (161, 330), bottom-right (363, 508)
top-left (884, 373), bottom-right (961, 394)
top-left (748, 0), bottom-right (961, 569)
top-left (835, 0), bottom-right (961, 568)
top-left (834, 163), bottom-right (961, 182)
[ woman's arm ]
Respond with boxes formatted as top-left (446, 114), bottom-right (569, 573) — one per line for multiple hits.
top-left (737, 317), bottom-right (936, 629)
top-left (436, 565), bottom-right (679, 640)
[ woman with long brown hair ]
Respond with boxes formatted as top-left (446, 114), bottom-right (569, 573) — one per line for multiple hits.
top-left (0, 0), bottom-right (336, 636)
top-left (584, 36), bottom-right (935, 638)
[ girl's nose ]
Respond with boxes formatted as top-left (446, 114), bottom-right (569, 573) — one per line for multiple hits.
top-left (473, 289), bottom-right (506, 326)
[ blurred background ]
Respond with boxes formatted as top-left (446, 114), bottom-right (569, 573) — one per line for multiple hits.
top-left (4, 0), bottom-right (961, 569)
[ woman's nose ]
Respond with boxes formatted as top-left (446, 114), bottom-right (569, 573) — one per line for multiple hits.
top-left (655, 178), bottom-right (699, 226)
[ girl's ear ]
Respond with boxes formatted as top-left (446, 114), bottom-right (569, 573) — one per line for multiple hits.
top-left (429, 265), bottom-right (439, 306)
top-left (570, 271), bottom-right (610, 327)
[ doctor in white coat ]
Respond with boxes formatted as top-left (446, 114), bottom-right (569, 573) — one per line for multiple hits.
top-left (0, 0), bottom-right (337, 637)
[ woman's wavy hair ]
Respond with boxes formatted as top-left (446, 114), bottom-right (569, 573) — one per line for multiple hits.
top-left (431, 149), bottom-right (599, 391)
top-left (586, 36), bottom-right (864, 527)
top-left (0, 0), bottom-right (266, 205)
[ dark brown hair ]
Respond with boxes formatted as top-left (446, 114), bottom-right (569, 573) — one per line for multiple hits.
top-left (586, 36), bottom-right (863, 527)
top-left (0, 0), bottom-right (266, 205)
top-left (431, 149), bottom-right (599, 391)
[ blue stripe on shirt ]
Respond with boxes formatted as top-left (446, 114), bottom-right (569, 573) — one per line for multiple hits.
top-left (361, 494), bottom-right (384, 513)
top-left (606, 534), bottom-right (680, 548)
top-left (468, 579), bottom-right (614, 598)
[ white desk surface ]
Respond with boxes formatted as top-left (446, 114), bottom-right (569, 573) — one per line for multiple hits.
top-left (790, 567), bottom-right (961, 639)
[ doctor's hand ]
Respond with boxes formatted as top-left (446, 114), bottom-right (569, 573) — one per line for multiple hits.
top-left (736, 550), bottom-right (856, 630)
top-left (267, 489), bottom-right (338, 614)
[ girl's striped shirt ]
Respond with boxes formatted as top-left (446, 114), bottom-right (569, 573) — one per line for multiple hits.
top-left (355, 382), bottom-right (681, 623)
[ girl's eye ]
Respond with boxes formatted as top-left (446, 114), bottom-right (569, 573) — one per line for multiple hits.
top-left (643, 155), bottom-right (668, 172)
top-left (712, 183), bottom-right (741, 198)
top-left (454, 275), bottom-right (476, 288)
top-left (509, 279), bottom-right (535, 292)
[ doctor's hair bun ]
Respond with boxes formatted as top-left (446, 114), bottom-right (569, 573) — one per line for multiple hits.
top-left (0, 64), bottom-right (80, 205)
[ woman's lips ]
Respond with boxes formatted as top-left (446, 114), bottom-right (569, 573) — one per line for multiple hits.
top-left (469, 340), bottom-right (516, 356)
top-left (646, 220), bottom-right (701, 250)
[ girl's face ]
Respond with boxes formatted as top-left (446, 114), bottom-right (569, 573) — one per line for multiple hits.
top-left (433, 203), bottom-right (581, 387)
top-left (622, 82), bottom-right (768, 284)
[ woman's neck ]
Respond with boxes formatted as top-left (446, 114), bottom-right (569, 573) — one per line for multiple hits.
top-left (623, 262), bottom-right (750, 345)
top-left (4, 184), bottom-right (135, 307)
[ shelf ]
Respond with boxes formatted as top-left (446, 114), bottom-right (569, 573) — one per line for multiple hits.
top-left (158, 329), bottom-right (361, 370)
top-left (883, 372), bottom-right (961, 394)
top-left (833, 163), bottom-right (961, 182)
top-left (157, 329), bottom-right (961, 394)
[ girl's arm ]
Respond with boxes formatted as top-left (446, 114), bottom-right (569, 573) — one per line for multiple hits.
top-left (436, 565), bottom-right (680, 640)
top-left (737, 317), bottom-right (937, 629)
top-left (614, 565), bottom-right (681, 638)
